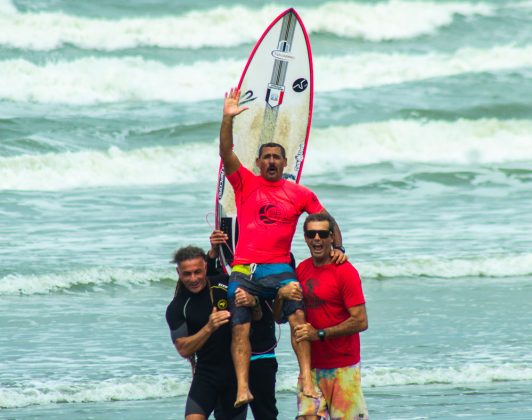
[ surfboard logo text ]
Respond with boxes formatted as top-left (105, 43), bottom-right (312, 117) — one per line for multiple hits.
top-left (271, 50), bottom-right (295, 62)
top-left (293, 143), bottom-right (304, 175)
top-left (217, 167), bottom-right (225, 199)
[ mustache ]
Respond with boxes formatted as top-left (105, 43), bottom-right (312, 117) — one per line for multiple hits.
top-left (268, 164), bottom-right (276, 170)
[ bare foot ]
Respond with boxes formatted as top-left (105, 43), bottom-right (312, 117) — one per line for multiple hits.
top-left (234, 390), bottom-right (254, 408)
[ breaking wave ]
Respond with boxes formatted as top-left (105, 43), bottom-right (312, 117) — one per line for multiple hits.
top-left (2, 252), bottom-right (530, 296)
top-left (0, 267), bottom-right (168, 295)
top-left (3, 362), bottom-right (531, 408)
top-left (1, 118), bottom-right (531, 191)
top-left (1, 45), bottom-right (532, 104)
top-left (0, 1), bottom-right (494, 51)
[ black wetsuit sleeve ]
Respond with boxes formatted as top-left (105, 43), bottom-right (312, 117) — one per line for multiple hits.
top-left (166, 298), bottom-right (188, 344)
top-left (206, 255), bottom-right (222, 276)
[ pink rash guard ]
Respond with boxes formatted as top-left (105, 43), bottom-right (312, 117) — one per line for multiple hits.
top-left (227, 165), bottom-right (323, 265)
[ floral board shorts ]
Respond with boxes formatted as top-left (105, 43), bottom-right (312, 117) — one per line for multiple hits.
top-left (297, 363), bottom-right (368, 420)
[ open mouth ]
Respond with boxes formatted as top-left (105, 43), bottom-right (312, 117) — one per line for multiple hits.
top-left (189, 280), bottom-right (202, 290)
top-left (311, 243), bottom-right (324, 252)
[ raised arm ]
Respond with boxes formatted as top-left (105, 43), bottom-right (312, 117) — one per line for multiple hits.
top-left (219, 87), bottom-right (248, 176)
top-left (319, 208), bottom-right (347, 264)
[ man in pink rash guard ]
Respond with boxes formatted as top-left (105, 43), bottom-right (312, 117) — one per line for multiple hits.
top-left (219, 88), bottom-right (347, 407)
top-left (228, 161), bottom-right (322, 265)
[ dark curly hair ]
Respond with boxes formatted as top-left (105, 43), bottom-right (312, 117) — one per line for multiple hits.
top-left (171, 246), bottom-right (207, 297)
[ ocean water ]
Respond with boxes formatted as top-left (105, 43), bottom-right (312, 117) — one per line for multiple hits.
top-left (1, 0), bottom-right (531, 418)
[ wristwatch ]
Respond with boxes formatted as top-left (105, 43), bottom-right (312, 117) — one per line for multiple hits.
top-left (318, 329), bottom-right (326, 341)
top-left (333, 245), bottom-right (345, 253)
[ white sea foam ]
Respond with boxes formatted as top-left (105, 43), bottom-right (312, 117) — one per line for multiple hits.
top-left (0, 1), bottom-right (494, 51)
top-left (304, 1), bottom-right (493, 41)
top-left (2, 362), bottom-right (531, 408)
top-left (0, 375), bottom-right (188, 409)
top-left (0, 0), bottom-right (16, 14)
top-left (2, 253), bottom-right (530, 296)
top-left (2, 45), bottom-right (532, 104)
top-left (1, 118), bottom-right (531, 191)
top-left (277, 363), bottom-right (532, 392)
top-left (0, 143), bottom-right (220, 190)
top-left (0, 57), bottom-right (242, 104)
top-left (304, 118), bottom-right (532, 171)
top-left (0, 267), bottom-right (167, 295)
top-left (359, 253), bottom-right (532, 279)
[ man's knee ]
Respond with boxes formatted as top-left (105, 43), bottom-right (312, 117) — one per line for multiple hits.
top-left (288, 308), bottom-right (306, 326)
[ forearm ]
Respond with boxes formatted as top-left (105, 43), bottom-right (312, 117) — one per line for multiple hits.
top-left (175, 325), bottom-right (213, 358)
top-left (219, 115), bottom-right (234, 160)
top-left (319, 209), bottom-right (343, 247)
top-left (332, 221), bottom-right (343, 248)
top-left (323, 314), bottom-right (367, 338)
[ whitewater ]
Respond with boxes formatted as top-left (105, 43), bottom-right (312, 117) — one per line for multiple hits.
top-left (1, 1), bottom-right (531, 419)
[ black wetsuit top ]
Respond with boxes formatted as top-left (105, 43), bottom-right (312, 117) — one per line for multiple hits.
top-left (166, 275), bottom-right (247, 418)
top-left (166, 274), bottom-right (231, 371)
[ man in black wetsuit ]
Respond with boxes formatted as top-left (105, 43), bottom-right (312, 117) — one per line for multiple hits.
top-left (208, 230), bottom-right (279, 420)
top-left (166, 245), bottom-right (248, 419)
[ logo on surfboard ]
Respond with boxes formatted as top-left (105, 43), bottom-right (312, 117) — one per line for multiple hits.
top-left (217, 167), bottom-right (225, 199)
top-left (271, 50), bottom-right (295, 61)
top-left (271, 40), bottom-right (294, 62)
top-left (292, 78), bottom-right (308, 92)
top-left (266, 84), bottom-right (285, 108)
top-left (239, 90), bottom-right (257, 105)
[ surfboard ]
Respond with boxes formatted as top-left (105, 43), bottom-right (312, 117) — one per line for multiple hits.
top-left (215, 8), bottom-right (313, 273)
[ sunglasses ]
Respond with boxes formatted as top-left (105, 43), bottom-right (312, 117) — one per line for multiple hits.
top-left (304, 230), bottom-right (332, 239)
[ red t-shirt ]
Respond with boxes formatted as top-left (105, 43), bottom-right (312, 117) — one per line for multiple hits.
top-left (296, 259), bottom-right (366, 369)
top-left (227, 165), bottom-right (323, 265)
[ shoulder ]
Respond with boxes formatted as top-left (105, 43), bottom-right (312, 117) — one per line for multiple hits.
top-left (288, 182), bottom-right (323, 210)
top-left (166, 296), bottom-right (184, 325)
top-left (226, 165), bottom-right (258, 190)
top-left (227, 164), bottom-right (253, 181)
top-left (208, 273), bottom-right (229, 288)
top-left (286, 180), bottom-right (312, 194)
top-left (296, 258), bottom-right (314, 277)
top-left (336, 261), bottom-right (360, 278)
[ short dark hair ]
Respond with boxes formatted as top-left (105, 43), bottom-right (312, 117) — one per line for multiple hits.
top-left (171, 246), bottom-right (207, 297)
top-left (171, 246), bottom-right (207, 265)
top-left (258, 142), bottom-right (286, 159)
top-left (303, 213), bottom-right (336, 233)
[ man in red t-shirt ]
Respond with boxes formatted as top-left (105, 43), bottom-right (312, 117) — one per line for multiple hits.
top-left (220, 88), bottom-right (347, 407)
top-left (290, 213), bottom-right (369, 419)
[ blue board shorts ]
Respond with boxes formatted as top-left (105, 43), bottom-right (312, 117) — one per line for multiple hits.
top-left (228, 263), bottom-right (303, 325)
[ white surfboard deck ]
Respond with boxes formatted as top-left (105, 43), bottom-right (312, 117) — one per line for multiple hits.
top-left (215, 8), bottom-right (313, 273)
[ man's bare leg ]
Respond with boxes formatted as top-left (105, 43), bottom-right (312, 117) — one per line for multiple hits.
top-left (231, 322), bottom-right (254, 407)
top-left (289, 309), bottom-right (319, 398)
